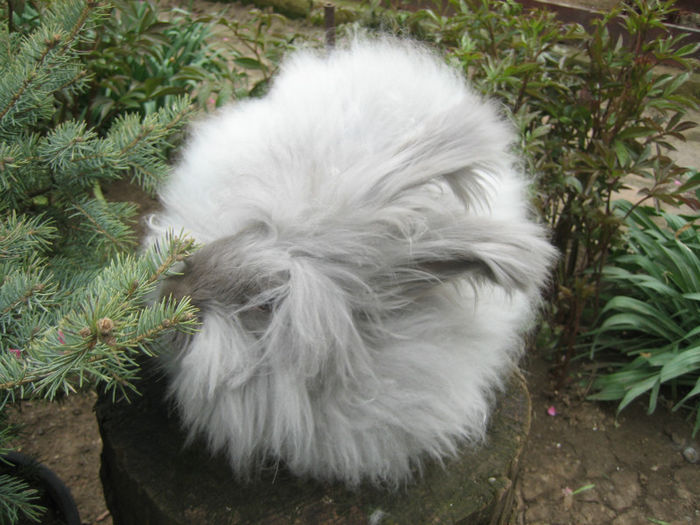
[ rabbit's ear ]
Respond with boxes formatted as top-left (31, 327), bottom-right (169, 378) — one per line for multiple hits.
top-left (402, 218), bottom-right (557, 294)
top-left (350, 99), bottom-right (514, 211)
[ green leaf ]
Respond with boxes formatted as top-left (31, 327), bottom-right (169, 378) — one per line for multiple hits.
top-left (677, 171), bottom-right (700, 194)
top-left (601, 267), bottom-right (678, 298)
top-left (659, 346), bottom-right (700, 383)
top-left (599, 296), bottom-right (685, 339)
top-left (614, 140), bottom-right (633, 166)
top-left (659, 243), bottom-right (700, 292)
top-left (673, 377), bottom-right (700, 410)
top-left (233, 57), bottom-right (265, 70)
top-left (564, 176), bottom-right (583, 193)
top-left (615, 126), bottom-right (656, 141)
top-left (681, 326), bottom-right (700, 342)
top-left (618, 375), bottom-right (659, 412)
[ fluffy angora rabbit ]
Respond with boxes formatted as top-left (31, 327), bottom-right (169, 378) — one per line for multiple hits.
top-left (145, 38), bottom-right (556, 487)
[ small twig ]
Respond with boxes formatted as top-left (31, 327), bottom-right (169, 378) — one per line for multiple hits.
top-left (7, 0), bottom-right (14, 33)
top-left (324, 3), bottom-right (335, 50)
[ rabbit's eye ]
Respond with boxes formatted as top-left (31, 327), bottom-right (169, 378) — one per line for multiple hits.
top-left (254, 302), bottom-right (273, 313)
top-left (237, 300), bottom-right (274, 336)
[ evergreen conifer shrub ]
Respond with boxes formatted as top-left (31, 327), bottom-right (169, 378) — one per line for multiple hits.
top-left (0, 1), bottom-right (198, 521)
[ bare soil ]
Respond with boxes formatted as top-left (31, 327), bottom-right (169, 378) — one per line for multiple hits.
top-left (517, 357), bottom-right (700, 525)
top-left (6, 1), bottom-right (700, 524)
top-left (7, 352), bottom-right (699, 525)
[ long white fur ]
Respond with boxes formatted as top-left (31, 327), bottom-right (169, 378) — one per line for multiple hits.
top-left (145, 37), bottom-right (557, 487)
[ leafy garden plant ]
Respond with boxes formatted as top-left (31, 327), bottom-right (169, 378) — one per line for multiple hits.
top-left (395, 0), bottom-right (700, 376)
top-left (364, 0), bottom-right (700, 423)
top-left (589, 200), bottom-right (700, 435)
top-left (70, 0), bottom-right (306, 130)
top-left (209, 7), bottom-right (310, 98)
top-left (79, 0), bottom-right (231, 127)
top-left (77, 0), bottom-right (246, 129)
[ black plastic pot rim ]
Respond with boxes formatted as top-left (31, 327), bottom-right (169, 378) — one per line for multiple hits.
top-left (2, 451), bottom-right (81, 525)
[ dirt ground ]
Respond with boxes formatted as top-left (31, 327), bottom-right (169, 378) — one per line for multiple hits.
top-left (7, 351), bottom-right (699, 525)
top-left (517, 357), bottom-right (700, 525)
top-left (6, 1), bottom-right (700, 524)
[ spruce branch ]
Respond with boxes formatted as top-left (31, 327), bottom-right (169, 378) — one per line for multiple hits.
top-left (0, 0), bottom-right (103, 140)
top-left (0, 30), bottom-right (62, 124)
top-left (0, 212), bottom-right (56, 260)
top-left (68, 198), bottom-right (137, 254)
top-left (0, 1), bottom-right (203, 521)
top-left (0, 234), bottom-right (198, 400)
top-left (0, 473), bottom-right (43, 525)
top-left (107, 96), bottom-right (192, 193)
top-left (54, 67), bottom-right (91, 97)
top-left (0, 135), bottom-right (45, 211)
top-left (52, 0), bottom-right (101, 48)
top-left (0, 288), bottom-right (198, 399)
top-left (0, 277), bottom-right (50, 318)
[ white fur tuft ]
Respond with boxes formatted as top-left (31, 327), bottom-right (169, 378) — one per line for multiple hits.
top-left (145, 37), bottom-right (557, 487)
